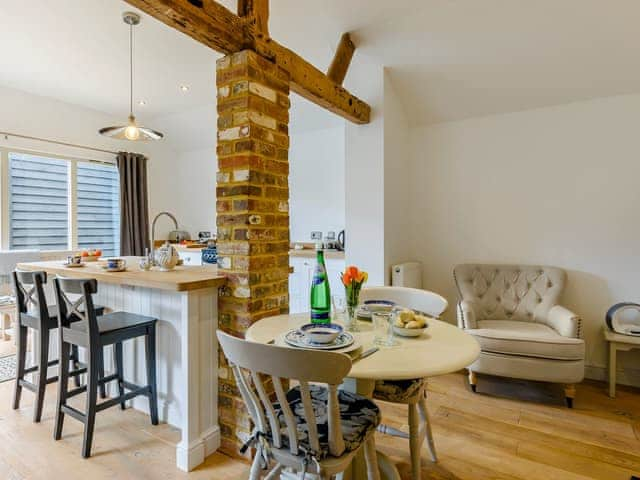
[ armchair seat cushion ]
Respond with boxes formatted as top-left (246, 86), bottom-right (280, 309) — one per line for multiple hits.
top-left (272, 384), bottom-right (381, 459)
top-left (468, 320), bottom-right (585, 361)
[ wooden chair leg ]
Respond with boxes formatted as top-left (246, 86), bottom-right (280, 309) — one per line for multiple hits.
top-left (408, 402), bottom-right (422, 480)
top-left (248, 448), bottom-right (263, 480)
top-left (417, 398), bottom-right (437, 462)
top-left (12, 325), bottom-right (28, 410)
top-left (264, 464), bottom-right (283, 480)
top-left (33, 328), bottom-right (50, 423)
top-left (71, 345), bottom-right (81, 388)
top-left (54, 341), bottom-right (71, 441)
top-left (363, 436), bottom-right (381, 480)
top-left (468, 370), bottom-right (477, 392)
top-left (115, 342), bottom-right (126, 410)
top-left (97, 347), bottom-right (107, 399)
top-left (145, 326), bottom-right (159, 425)
top-left (564, 384), bottom-right (576, 408)
top-left (82, 353), bottom-right (99, 458)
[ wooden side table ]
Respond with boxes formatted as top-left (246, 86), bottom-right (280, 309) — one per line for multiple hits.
top-left (604, 327), bottom-right (640, 398)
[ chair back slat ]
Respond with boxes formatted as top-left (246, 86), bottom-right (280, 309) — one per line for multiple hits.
top-left (251, 371), bottom-right (282, 449)
top-left (53, 277), bottom-right (99, 338)
top-left (272, 375), bottom-right (299, 454)
top-left (299, 381), bottom-right (321, 454)
top-left (217, 331), bottom-right (352, 458)
top-left (326, 384), bottom-right (345, 456)
top-left (12, 270), bottom-right (48, 320)
top-left (231, 364), bottom-right (268, 435)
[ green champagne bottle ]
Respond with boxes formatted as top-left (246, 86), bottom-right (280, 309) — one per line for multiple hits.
top-left (310, 246), bottom-right (331, 323)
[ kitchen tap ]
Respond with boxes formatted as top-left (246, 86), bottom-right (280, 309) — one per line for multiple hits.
top-left (151, 211), bottom-right (178, 264)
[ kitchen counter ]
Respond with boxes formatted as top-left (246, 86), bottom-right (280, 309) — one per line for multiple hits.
top-left (289, 249), bottom-right (345, 260)
top-left (17, 256), bottom-right (225, 472)
top-left (173, 244), bottom-right (206, 252)
top-left (16, 257), bottom-right (225, 292)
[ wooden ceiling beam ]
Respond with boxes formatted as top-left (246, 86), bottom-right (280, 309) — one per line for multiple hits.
top-left (124, 0), bottom-right (246, 54)
top-left (238, 0), bottom-right (269, 38)
top-left (124, 0), bottom-right (371, 124)
top-left (254, 38), bottom-right (370, 124)
top-left (327, 33), bottom-right (355, 85)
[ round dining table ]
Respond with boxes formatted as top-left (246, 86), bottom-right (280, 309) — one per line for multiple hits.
top-left (245, 312), bottom-right (480, 480)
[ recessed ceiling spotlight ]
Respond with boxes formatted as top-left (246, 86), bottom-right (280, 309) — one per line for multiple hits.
top-left (180, 85), bottom-right (190, 92)
top-left (138, 100), bottom-right (147, 106)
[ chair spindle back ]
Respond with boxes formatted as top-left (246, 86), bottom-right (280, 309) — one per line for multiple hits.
top-left (53, 277), bottom-right (100, 337)
top-left (217, 331), bottom-right (352, 457)
top-left (13, 270), bottom-right (49, 322)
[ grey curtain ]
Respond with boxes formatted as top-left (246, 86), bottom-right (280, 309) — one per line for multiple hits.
top-left (116, 152), bottom-right (150, 256)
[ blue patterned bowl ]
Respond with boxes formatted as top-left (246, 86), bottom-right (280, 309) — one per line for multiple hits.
top-left (299, 323), bottom-right (343, 344)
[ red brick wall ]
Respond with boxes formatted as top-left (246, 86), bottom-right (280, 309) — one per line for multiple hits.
top-left (215, 49), bottom-right (290, 455)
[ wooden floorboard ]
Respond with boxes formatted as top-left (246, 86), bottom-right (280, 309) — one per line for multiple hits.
top-left (0, 370), bottom-right (639, 479)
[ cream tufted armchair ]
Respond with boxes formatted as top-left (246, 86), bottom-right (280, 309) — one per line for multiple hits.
top-left (453, 264), bottom-right (585, 407)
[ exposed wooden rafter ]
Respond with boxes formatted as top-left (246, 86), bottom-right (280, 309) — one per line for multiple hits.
top-left (238, 0), bottom-right (269, 38)
top-left (124, 0), bottom-right (370, 124)
top-left (327, 33), bottom-right (355, 85)
top-left (125, 0), bottom-right (246, 53)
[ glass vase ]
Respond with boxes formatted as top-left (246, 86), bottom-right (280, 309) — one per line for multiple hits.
top-left (345, 303), bottom-right (360, 332)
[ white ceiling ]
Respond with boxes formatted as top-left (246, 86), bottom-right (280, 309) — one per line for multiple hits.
top-left (1, 0), bottom-right (640, 147)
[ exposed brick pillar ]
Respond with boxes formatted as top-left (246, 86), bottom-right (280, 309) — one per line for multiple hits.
top-left (215, 50), bottom-right (290, 456)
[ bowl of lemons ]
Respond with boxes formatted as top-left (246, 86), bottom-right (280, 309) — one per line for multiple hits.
top-left (392, 308), bottom-right (431, 337)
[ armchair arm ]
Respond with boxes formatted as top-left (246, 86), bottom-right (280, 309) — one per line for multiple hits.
top-left (547, 305), bottom-right (582, 338)
top-left (457, 300), bottom-right (478, 329)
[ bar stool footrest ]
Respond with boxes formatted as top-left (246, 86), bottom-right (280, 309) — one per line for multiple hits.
top-left (96, 387), bottom-right (150, 412)
top-left (61, 404), bottom-right (86, 422)
top-left (23, 358), bottom-right (59, 374)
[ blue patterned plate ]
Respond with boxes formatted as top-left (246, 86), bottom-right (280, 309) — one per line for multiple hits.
top-left (284, 329), bottom-right (355, 350)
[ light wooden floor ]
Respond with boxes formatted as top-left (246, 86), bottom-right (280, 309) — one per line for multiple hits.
top-left (0, 371), bottom-right (639, 480)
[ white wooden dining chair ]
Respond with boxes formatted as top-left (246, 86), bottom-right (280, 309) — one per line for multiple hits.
top-left (360, 286), bottom-right (448, 480)
top-left (217, 331), bottom-right (381, 480)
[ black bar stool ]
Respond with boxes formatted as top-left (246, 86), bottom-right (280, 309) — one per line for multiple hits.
top-left (53, 277), bottom-right (159, 458)
top-left (11, 271), bottom-right (105, 422)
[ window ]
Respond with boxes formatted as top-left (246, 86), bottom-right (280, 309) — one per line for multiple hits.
top-left (3, 150), bottom-right (120, 254)
top-left (9, 153), bottom-right (69, 250)
top-left (77, 162), bottom-right (120, 257)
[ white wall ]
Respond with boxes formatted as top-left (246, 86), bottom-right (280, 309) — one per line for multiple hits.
top-left (168, 147), bottom-right (217, 237)
top-left (0, 85), bottom-right (178, 241)
top-left (289, 126), bottom-right (345, 243)
top-left (345, 61), bottom-right (386, 284)
top-left (383, 70), bottom-right (412, 283)
top-left (409, 93), bottom-right (640, 386)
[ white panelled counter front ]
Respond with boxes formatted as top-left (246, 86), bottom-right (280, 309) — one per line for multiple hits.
top-left (17, 258), bottom-right (226, 472)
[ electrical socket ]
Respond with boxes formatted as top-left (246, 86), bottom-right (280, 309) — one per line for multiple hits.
top-left (311, 231), bottom-right (322, 240)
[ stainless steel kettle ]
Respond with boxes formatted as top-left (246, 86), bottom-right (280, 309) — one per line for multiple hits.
top-left (336, 230), bottom-right (345, 251)
top-left (168, 230), bottom-right (191, 243)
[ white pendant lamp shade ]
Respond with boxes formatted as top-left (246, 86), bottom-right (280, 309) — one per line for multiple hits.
top-left (99, 12), bottom-right (163, 141)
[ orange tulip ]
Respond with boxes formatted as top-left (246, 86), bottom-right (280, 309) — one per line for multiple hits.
top-left (340, 266), bottom-right (368, 288)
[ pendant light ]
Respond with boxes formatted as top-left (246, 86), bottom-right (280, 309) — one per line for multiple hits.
top-left (99, 12), bottom-right (163, 141)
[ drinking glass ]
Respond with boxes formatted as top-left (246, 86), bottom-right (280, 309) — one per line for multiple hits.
top-left (372, 312), bottom-right (392, 346)
top-left (332, 295), bottom-right (346, 322)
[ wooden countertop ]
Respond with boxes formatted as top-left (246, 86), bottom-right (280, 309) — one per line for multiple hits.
top-left (289, 249), bottom-right (345, 260)
top-left (17, 257), bottom-right (226, 292)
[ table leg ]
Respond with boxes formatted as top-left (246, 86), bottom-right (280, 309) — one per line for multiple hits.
top-left (341, 378), bottom-right (401, 480)
top-left (608, 343), bottom-right (617, 398)
top-left (1, 312), bottom-right (9, 341)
